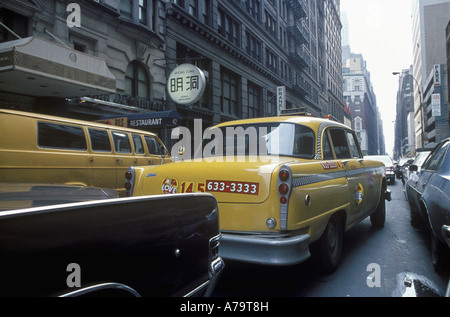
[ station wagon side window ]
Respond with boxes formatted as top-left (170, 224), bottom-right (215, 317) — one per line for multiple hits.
top-left (132, 134), bottom-right (145, 155)
top-left (112, 131), bottom-right (131, 153)
top-left (145, 136), bottom-right (163, 155)
top-left (88, 128), bottom-right (111, 152)
top-left (38, 122), bottom-right (87, 151)
top-left (346, 131), bottom-right (363, 159)
top-left (328, 128), bottom-right (351, 159)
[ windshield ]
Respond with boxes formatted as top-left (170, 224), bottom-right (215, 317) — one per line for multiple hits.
top-left (366, 155), bottom-right (393, 166)
top-left (202, 123), bottom-right (315, 159)
top-left (413, 152), bottom-right (431, 166)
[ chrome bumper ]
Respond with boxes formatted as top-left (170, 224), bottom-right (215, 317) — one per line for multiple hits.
top-left (220, 232), bottom-right (310, 266)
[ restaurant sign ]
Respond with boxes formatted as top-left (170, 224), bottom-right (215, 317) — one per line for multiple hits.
top-left (167, 64), bottom-right (206, 105)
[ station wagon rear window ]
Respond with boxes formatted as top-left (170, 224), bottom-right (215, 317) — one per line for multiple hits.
top-left (38, 122), bottom-right (87, 151)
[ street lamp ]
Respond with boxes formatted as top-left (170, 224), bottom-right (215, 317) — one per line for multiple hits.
top-left (392, 71), bottom-right (425, 150)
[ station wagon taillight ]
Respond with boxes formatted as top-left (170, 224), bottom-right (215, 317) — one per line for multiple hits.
top-left (124, 167), bottom-right (135, 197)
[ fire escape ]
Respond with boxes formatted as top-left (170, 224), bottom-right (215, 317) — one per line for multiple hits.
top-left (286, 0), bottom-right (309, 97)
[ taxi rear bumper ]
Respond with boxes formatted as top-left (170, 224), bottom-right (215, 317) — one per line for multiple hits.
top-left (220, 231), bottom-right (310, 266)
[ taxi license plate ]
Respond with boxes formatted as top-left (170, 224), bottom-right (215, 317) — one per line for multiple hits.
top-left (205, 180), bottom-right (259, 195)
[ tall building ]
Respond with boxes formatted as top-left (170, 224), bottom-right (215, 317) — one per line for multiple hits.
top-left (164, 0), bottom-right (345, 132)
top-left (342, 52), bottom-right (381, 155)
top-left (411, 0), bottom-right (450, 149)
top-left (0, 0), bottom-right (346, 150)
top-left (394, 66), bottom-right (415, 158)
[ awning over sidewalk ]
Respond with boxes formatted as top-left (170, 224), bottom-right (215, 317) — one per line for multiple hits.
top-left (0, 36), bottom-right (116, 98)
top-left (101, 111), bottom-right (183, 128)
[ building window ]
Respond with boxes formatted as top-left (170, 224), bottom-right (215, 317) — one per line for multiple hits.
top-left (0, 8), bottom-right (29, 43)
top-left (120, 0), bottom-right (133, 18)
top-left (189, 0), bottom-right (198, 17)
top-left (221, 67), bottom-right (239, 116)
top-left (200, 0), bottom-right (210, 25)
top-left (218, 8), bottom-right (240, 46)
top-left (266, 48), bottom-right (278, 73)
top-left (265, 10), bottom-right (276, 38)
top-left (246, 31), bottom-right (261, 62)
top-left (139, 0), bottom-right (147, 24)
top-left (245, 0), bottom-right (261, 21)
top-left (120, 0), bottom-right (155, 29)
top-left (248, 82), bottom-right (261, 118)
top-left (125, 61), bottom-right (150, 99)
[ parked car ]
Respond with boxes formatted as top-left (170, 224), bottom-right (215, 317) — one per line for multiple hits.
top-left (126, 113), bottom-right (390, 273)
top-left (365, 155), bottom-right (396, 184)
top-left (395, 157), bottom-right (412, 180)
top-left (402, 151), bottom-right (431, 184)
top-left (405, 138), bottom-right (450, 272)
top-left (0, 193), bottom-right (223, 296)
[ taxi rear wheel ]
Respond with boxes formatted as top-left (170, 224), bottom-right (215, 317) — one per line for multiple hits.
top-left (313, 214), bottom-right (343, 274)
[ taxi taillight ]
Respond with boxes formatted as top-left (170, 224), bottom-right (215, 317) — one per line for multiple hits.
top-left (279, 169), bottom-right (290, 181)
top-left (277, 165), bottom-right (292, 231)
top-left (279, 183), bottom-right (289, 195)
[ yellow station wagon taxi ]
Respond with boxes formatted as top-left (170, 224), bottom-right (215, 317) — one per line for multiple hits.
top-left (126, 114), bottom-right (391, 272)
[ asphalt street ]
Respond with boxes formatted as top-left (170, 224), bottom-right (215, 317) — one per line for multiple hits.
top-left (212, 179), bottom-right (450, 297)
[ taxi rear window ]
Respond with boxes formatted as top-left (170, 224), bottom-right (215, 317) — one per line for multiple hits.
top-left (205, 122), bottom-right (315, 158)
top-left (38, 122), bottom-right (87, 151)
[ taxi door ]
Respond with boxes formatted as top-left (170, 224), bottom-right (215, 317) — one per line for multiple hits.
top-left (329, 128), bottom-right (369, 226)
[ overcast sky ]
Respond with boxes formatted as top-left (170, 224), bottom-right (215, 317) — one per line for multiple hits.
top-left (340, 0), bottom-right (414, 156)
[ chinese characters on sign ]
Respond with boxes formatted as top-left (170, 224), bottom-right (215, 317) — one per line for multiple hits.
top-left (167, 64), bottom-right (206, 105)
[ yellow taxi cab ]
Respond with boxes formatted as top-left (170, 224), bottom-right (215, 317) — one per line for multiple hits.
top-left (125, 113), bottom-right (390, 272)
top-left (0, 109), bottom-right (171, 196)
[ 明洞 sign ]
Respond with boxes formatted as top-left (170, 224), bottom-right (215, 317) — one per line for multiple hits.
top-left (167, 64), bottom-right (206, 105)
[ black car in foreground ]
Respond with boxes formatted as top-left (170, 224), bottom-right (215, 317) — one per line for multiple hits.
top-left (0, 192), bottom-right (224, 296)
top-left (405, 138), bottom-right (450, 272)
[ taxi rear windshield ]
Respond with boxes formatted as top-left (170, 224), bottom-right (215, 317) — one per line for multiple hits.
top-left (203, 123), bottom-right (315, 158)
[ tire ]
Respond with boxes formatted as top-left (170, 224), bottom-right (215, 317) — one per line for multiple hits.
top-left (409, 206), bottom-right (423, 228)
top-left (313, 214), bottom-right (343, 274)
top-left (431, 232), bottom-right (450, 273)
top-left (370, 189), bottom-right (386, 227)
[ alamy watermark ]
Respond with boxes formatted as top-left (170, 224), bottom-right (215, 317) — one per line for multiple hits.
top-left (66, 263), bottom-right (81, 288)
top-left (170, 119), bottom-right (284, 163)
top-left (366, 263), bottom-right (381, 288)
top-left (66, 3), bottom-right (81, 28)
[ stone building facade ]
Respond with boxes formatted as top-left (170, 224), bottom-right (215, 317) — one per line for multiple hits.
top-left (0, 0), bottom-right (345, 147)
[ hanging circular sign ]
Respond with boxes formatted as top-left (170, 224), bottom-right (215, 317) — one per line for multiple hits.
top-left (167, 64), bottom-right (206, 105)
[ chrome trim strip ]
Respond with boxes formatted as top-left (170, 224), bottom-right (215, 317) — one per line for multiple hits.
top-left (59, 282), bottom-right (141, 297)
top-left (292, 166), bottom-right (384, 188)
top-left (183, 280), bottom-right (211, 297)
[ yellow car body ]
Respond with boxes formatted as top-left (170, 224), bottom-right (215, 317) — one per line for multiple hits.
top-left (127, 115), bottom-right (389, 271)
